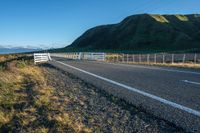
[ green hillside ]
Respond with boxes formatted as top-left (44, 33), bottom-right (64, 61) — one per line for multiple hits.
top-left (60, 14), bottom-right (200, 53)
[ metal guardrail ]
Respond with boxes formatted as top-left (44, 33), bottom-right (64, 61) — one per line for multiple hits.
top-left (34, 53), bottom-right (51, 64)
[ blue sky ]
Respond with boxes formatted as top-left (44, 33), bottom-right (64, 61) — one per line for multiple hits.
top-left (0, 0), bottom-right (200, 49)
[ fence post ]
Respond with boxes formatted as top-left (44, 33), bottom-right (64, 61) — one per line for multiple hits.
top-left (48, 53), bottom-right (52, 61)
top-left (163, 54), bottom-right (165, 64)
top-left (182, 54), bottom-right (186, 63)
top-left (171, 54), bottom-right (174, 64)
top-left (154, 54), bottom-right (156, 64)
top-left (33, 53), bottom-right (36, 64)
top-left (139, 54), bottom-right (141, 63)
top-left (147, 54), bottom-right (150, 64)
top-left (194, 53), bottom-right (197, 64)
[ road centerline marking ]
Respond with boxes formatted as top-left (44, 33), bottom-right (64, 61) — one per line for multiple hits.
top-left (53, 59), bottom-right (200, 117)
top-left (181, 80), bottom-right (200, 85)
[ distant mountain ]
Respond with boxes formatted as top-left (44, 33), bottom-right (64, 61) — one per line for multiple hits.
top-left (62, 14), bottom-right (200, 53)
top-left (0, 46), bottom-right (42, 54)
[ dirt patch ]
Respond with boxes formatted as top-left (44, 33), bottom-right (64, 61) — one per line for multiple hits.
top-left (41, 64), bottom-right (185, 133)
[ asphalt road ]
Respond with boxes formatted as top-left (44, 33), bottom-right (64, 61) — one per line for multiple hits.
top-left (50, 57), bottom-right (200, 132)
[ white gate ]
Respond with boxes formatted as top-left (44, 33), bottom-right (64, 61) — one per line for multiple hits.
top-left (34, 53), bottom-right (51, 64)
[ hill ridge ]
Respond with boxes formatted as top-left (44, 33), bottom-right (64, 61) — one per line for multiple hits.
top-left (65, 14), bottom-right (200, 52)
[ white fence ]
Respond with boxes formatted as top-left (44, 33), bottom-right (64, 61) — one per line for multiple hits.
top-left (50, 53), bottom-right (81, 59)
top-left (34, 53), bottom-right (51, 64)
top-left (82, 52), bottom-right (106, 61)
top-left (50, 52), bottom-right (200, 64)
top-left (106, 53), bottom-right (200, 64)
top-left (51, 52), bottom-right (106, 61)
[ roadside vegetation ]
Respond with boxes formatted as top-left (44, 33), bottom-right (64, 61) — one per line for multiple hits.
top-left (113, 61), bottom-right (200, 69)
top-left (105, 54), bottom-right (200, 69)
top-left (0, 55), bottom-right (91, 132)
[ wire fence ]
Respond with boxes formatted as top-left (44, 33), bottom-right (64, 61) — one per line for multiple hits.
top-left (106, 53), bottom-right (200, 64)
top-left (50, 52), bottom-right (200, 64)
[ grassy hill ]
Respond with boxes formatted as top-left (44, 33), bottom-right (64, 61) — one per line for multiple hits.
top-left (58, 14), bottom-right (200, 53)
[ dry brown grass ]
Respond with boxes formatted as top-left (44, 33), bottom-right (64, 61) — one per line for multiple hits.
top-left (105, 54), bottom-right (200, 69)
top-left (155, 62), bottom-right (200, 69)
top-left (0, 55), bottom-right (92, 132)
top-left (105, 57), bottom-right (200, 69)
top-left (122, 62), bottom-right (200, 69)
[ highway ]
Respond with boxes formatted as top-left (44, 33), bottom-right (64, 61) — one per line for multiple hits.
top-left (50, 57), bottom-right (200, 132)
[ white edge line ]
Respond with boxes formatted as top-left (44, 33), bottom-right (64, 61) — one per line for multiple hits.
top-left (182, 80), bottom-right (200, 85)
top-left (96, 61), bottom-right (200, 75)
top-left (53, 60), bottom-right (200, 117)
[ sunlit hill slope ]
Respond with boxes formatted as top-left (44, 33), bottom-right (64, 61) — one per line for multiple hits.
top-left (61, 14), bottom-right (200, 53)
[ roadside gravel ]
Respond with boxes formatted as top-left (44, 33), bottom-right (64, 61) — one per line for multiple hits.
top-left (42, 64), bottom-right (185, 133)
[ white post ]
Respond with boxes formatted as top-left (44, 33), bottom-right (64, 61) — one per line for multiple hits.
top-left (154, 54), bottom-right (156, 64)
top-left (172, 54), bottom-right (174, 64)
top-left (183, 54), bottom-right (186, 63)
top-left (147, 54), bottom-right (149, 64)
top-left (163, 54), bottom-right (165, 64)
top-left (194, 53), bottom-right (197, 64)
top-left (127, 54), bottom-right (128, 63)
top-left (122, 54), bottom-right (124, 62)
top-left (48, 53), bottom-right (52, 61)
top-left (139, 54), bottom-right (141, 63)
top-left (91, 53), bottom-right (93, 60)
top-left (33, 53), bottom-right (36, 64)
top-left (78, 52), bottom-right (81, 60)
top-left (132, 54), bottom-right (134, 63)
top-left (103, 53), bottom-right (106, 61)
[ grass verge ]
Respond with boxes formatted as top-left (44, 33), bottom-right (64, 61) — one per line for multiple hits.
top-left (0, 55), bottom-right (91, 132)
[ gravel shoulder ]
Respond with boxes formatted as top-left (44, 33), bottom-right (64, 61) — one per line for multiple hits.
top-left (42, 64), bottom-right (185, 133)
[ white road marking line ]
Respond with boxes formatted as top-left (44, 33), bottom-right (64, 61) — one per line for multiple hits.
top-left (54, 60), bottom-right (200, 117)
top-left (95, 61), bottom-right (200, 75)
top-left (182, 80), bottom-right (200, 85)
